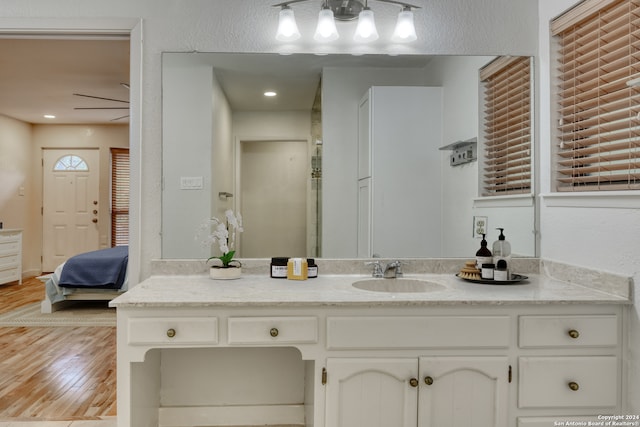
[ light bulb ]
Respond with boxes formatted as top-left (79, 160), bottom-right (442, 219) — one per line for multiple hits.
top-left (354, 8), bottom-right (379, 42)
top-left (276, 6), bottom-right (301, 42)
top-left (391, 8), bottom-right (417, 43)
top-left (314, 7), bottom-right (339, 42)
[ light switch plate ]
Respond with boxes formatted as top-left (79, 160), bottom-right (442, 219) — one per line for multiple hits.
top-left (180, 176), bottom-right (204, 190)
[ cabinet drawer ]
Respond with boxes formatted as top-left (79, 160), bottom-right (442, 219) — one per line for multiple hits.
top-left (519, 315), bottom-right (617, 348)
top-left (327, 316), bottom-right (510, 349)
top-left (128, 317), bottom-right (218, 345)
top-left (0, 254), bottom-right (19, 269)
top-left (227, 316), bottom-right (318, 345)
top-left (519, 356), bottom-right (617, 408)
top-left (0, 266), bottom-right (19, 283)
top-left (0, 240), bottom-right (19, 256)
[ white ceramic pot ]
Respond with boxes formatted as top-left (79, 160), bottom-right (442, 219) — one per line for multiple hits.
top-left (209, 266), bottom-right (242, 280)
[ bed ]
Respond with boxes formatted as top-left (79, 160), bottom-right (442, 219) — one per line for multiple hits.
top-left (40, 246), bottom-right (129, 313)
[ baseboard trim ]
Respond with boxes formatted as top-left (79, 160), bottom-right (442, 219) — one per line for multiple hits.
top-left (158, 404), bottom-right (305, 426)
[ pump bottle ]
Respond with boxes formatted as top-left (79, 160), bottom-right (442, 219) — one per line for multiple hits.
top-left (475, 234), bottom-right (492, 270)
top-left (492, 228), bottom-right (512, 265)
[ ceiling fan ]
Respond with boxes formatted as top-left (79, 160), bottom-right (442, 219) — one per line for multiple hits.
top-left (73, 82), bottom-right (130, 122)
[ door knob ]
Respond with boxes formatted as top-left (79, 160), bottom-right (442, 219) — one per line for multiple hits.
top-left (93, 210), bottom-right (98, 215)
top-left (424, 376), bottom-right (434, 385)
top-left (270, 328), bottom-right (279, 337)
top-left (92, 218), bottom-right (98, 223)
top-left (93, 200), bottom-right (98, 205)
top-left (409, 378), bottom-right (419, 387)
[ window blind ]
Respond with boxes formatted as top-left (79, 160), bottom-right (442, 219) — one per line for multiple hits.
top-left (111, 148), bottom-right (129, 246)
top-left (553, 0), bottom-right (640, 191)
top-left (480, 56), bottom-right (532, 196)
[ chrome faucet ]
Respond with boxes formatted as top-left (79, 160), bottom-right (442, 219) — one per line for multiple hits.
top-left (365, 261), bottom-right (384, 278)
top-left (383, 260), bottom-right (405, 278)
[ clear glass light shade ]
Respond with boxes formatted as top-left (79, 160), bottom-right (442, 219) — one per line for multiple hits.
top-left (353, 9), bottom-right (379, 42)
top-left (391, 9), bottom-right (417, 43)
top-left (276, 7), bottom-right (301, 42)
top-left (314, 8), bottom-right (339, 41)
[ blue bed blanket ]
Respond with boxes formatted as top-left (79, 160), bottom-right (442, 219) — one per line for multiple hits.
top-left (58, 246), bottom-right (128, 289)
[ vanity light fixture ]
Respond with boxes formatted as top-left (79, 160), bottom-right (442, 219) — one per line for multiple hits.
top-left (44, 114), bottom-right (56, 119)
top-left (274, 0), bottom-right (420, 43)
top-left (264, 91), bottom-right (277, 97)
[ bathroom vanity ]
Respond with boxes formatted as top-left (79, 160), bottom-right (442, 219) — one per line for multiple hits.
top-left (111, 260), bottom-right (631, 427)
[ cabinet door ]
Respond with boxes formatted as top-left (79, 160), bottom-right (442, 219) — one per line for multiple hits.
top-left (357, 178), bottom-right (372, 258)
top-left (418, 356), bottom-right (508, 427)
top-left (325, 358), bottom-right (418, 427)
top-left (358, 91), bottom-right (371, 179)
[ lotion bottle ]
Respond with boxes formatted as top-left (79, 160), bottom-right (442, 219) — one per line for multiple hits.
top-left (492, 228), bottom-right (512, 265)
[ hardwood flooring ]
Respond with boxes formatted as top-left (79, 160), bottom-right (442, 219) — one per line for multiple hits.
top-left (0, 278), bottom-right (116, 422)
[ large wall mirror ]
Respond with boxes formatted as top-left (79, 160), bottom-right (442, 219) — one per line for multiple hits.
top-left (162, 52), bottom-right (536, 260)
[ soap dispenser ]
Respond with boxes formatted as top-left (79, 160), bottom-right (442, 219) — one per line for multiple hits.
top-left (475, 234), bottom-right (493, 270)
top-left (492, 228), bottom-right (512, 265)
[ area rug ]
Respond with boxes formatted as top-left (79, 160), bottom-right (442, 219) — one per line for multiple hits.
top-left (0, 301), bottom-right (116, 327)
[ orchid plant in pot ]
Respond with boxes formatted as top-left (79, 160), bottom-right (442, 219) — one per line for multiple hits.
top-left (196, 209), bottom-right (243, 279)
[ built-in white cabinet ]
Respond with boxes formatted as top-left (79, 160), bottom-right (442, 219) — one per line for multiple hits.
top-left (357, 86), bottom-right (443, 258)
top-left (116, 304), bottom-right (625, 427)
top-left (325, 356), bottom-right (508, 427)
top-left (0, 229), bottom-right (22, 285)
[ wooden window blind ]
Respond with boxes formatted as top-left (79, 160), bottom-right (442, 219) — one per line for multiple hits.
top-left (111, 148), bottom-right (129, 246)
top-left (480, 56), bottom-right (532, 196)
top-left (552, 0), bottom-right (640, 191)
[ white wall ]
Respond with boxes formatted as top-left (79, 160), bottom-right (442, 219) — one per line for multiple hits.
top-left (0, 115), bottom-right (34, 273)
top-left (538, 0), bottom-right (640, 412)
top-left (0, 0), bottom-right (539, 277)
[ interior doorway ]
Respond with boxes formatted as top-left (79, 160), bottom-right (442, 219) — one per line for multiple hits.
top-left (238, 139), bottom-right (308, 258)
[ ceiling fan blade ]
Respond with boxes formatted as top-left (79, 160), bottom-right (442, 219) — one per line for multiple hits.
top-left (73, 93), bottom-right (130, 104)
top-left (74, 107), bottom-right (129, 110)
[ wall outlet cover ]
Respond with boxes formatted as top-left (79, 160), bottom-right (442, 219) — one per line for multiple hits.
top-left (473, 216), bottom-right (487, 238)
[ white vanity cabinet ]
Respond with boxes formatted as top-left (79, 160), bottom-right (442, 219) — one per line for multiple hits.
top-left (356, 86), bottom-right (443, 258)
top-left (516, 313), bottom-right (622, 425)
top-left (0, 229), bottom-right (22, 285)
top-left (112, 277), bottom-right (628, 427)
top-left (324, 315), bottom-right (510, 427)
top-left (325, 356), bottom-right (508, 427)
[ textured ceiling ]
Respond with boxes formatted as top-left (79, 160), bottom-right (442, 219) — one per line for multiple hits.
top-left (0, 37), bottom-right (130, 125)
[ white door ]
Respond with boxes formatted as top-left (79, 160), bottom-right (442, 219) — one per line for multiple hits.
top-left (42, 149), bottom-right (100, 271)
top-left (418, 356), bottom-right (509, 427)
top-left (325, 358), bottom-right (419, 427)
top-left (239, 139), bottom-right (308, 258)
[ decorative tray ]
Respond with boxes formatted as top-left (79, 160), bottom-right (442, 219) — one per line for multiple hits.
top-left (455, 273), bottom-right (528, 285)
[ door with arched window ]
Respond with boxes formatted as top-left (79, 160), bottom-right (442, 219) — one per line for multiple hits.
top-left (42, 149), bottom-right (99, 271)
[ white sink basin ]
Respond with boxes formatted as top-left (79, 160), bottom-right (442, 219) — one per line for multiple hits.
top-left (352, 278), bottom-right (445, 293)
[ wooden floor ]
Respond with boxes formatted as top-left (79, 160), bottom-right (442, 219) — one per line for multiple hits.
top-left (0, 277), bottom-right (116, 421)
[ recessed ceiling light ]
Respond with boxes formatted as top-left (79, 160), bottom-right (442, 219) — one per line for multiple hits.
top-left (44, 114), bottom-right (56, 119)
top-left (264, 91), bottom-right (277, 97)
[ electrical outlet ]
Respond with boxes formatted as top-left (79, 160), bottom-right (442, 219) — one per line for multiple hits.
top-left (473, 216), bottom-right (488, 238)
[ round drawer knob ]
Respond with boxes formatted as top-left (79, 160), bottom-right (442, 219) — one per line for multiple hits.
top-left (424, 376), bottom-right (434, 386)
top-left (568, 381), bottom-right (580, 391)
top-left (270, 328), bottom-right (279, 337)
top-left (166, 328), bottom-right (176, 338)
top-left (409, 378), bottom-right (419, 387)
top-left (568, 329), bottom-right (580, 339)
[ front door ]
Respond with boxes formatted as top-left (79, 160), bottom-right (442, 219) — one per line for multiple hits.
top-left (42, 148), bottom-right (100, 271)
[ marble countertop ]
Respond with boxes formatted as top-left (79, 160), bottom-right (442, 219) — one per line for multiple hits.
top-left (110, 271), bottom-right (631, 308)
